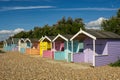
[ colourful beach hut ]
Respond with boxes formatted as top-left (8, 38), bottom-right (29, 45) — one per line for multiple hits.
top-left (3, 40), bottom-right (8, 51)
top-left (12, 38), bottom-right (19, 51)
top-left (25, 38), bottom-right (32, 54)
top-left (42, 36), bottom-right (55, 59)
top-left (39, 36), bottom-right (50, 57)
top-left (25, 38), bottom-right (31, 48)
top-left (39, 37), bottom-right (45, 57)
top-left (18, 38), bottom-right (26, 53)
top-left (3, 39), bottom-right (13, 51)
top-left (26, 38), bottom-right (40, 55)
top-left (52, 34), bottom-right (73, 62)
top-left (3, 38), bottom-right (19, 51)
top-left (70, 29), bottom-right (120, 66)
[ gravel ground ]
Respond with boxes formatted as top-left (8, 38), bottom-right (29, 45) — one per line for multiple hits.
top-left (0, 50), bottom-right (120, 80)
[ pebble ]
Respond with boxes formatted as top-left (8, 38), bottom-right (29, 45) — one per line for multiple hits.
top-left (0, 51), bottom-right (120, 80)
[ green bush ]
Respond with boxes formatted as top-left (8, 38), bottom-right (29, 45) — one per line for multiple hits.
top-left (0, 50), bottom-right (5, 53)
top-left (0, 45), bottom-right (3, 48)
top-left (109, 59), bottom-right (120, 67)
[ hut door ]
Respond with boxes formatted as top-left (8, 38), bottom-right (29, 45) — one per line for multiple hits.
top-left (26, 41), bottom-right (31, 48)
top-left (78, 41), bottom-right (84, 53)
top-left (85, 44), bottom-right (93, 63)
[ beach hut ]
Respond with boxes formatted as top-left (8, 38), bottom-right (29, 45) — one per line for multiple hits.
top-left (25, 38), bottom-right (31, 54)
top-left (12, 38), bottom-right (19, 51)
top-left (53, 34), bottom-right (73, 61)
top-left (25, 38), bottom-right (31, 48)
top-left (3, 40), bottom-right (7, 51)
top-left (18, 38), bottom-right (26, 53)
top-left (39, 36), bottom-right (47, 57)
top-left (3, 39), bottom-right (13, 51)
top-left (25, 38), bottom-right (40, 55)
top-left (70, 29), bottom-right (120, 66)
top-left (3, 38), bottom-right (19, 51)
top-left (42, 36), bottom-right (55, 59)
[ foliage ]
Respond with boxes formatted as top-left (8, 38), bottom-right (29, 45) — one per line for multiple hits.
top-left (109, 59), bottom-right (120, 67)
top-left (0, 41), bottom-right (3, 48)
top-left (101, 9), bottom-right (120, 35)
top-left (0, 45), bottom-right (3, 48)
top-left (13, 17), bottom-right (85, 38)
top-left (0, 50), bottom-right (5, 53)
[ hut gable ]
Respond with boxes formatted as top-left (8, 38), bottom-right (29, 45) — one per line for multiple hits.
top-left (53, 34), bottom-right (73, 42)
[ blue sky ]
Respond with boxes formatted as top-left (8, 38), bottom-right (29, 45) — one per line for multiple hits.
top-left (0, 0), bottom-right (120, 30)
top-left (0, 0), bottom-right (120, 41)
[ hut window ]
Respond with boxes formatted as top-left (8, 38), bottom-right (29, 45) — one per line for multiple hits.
top-left (96, 44), bottom-right (104, 54)
top-left (78, 41), bottom-right (84, 52)
top-left (12, 41), bottom-right (14, 44)
top-left (61, 47), bottom-right (64, 51)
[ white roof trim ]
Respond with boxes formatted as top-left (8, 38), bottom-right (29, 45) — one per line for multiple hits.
top-left (20, 38), bottom-right (25, 42)
top-left (39, 36), bottom-right (44, 41)
top-left (25, 38), bottom-right (31, 43)
top-left (70, 29), bottom-right (96, 40)
top-left (12, 38), bottom-right (14, 44)
top-left (19, 38), bottom-right (25, 43)
top-left (3, 40), bottom-right (7, 44)
top-left (42, 36), bottom-right (51, 42)
top-left (52, 34), bottom-right (68, 42)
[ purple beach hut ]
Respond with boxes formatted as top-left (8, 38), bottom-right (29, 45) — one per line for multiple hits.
top-left (70, 29), bottom-right (120, 66)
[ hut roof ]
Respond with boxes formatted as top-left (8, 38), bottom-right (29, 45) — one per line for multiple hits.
top-left (86, 29), bottom-right (120, 39)
top-left (62, 35), bottom-right (73, 40)
top-left (29, 38), bottom-right (39, 43)
top-left (47, 36), bottom-right (56, 41)
top-left (71, 29), bottom-right (120, 40)
top-left (6, 39), bottom-right (13, 44)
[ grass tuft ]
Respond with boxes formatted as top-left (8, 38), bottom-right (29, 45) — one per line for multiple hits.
top-left (109, 59), bottom-right (120, 67)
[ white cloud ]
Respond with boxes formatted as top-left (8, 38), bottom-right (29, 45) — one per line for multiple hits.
top-left (0, 6), bottom-right (117, 11)
top-left (0, 30), bottom-right (11, 34)
top-left (0, 28), bottom-right (24, 34)
top-left (56, 8), bottom-right (118, 11)
top-left (85, 17), bottom-right (107, 29)
top-left (0, 28), bottom-right (24, 41)
top-left (0, 6), bottom-right (55, 11)
top-left (13, 28), bottom-right (24, 33)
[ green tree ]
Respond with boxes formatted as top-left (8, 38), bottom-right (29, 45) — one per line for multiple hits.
top-left (12, 17), bottom-right (85, 38)
top-left (101, 9), bottom-right (120, 35)
top-left (117, 9), bottom-right (120, 18)
top-left (67, 17), bottom-right (73, 25)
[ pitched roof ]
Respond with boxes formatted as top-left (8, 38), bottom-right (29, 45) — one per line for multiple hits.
top-left (29, 38), bottom-right (39, 43)
top-left (86, 29), bottom-right (120, 39)
top-left (47, 36), bottom-right (56, 41)
top-left (19, 38), bottom-right (25, 43)
top-left (42, 36), bottom-right (56, 42)
top-left (62, 35), bottom-right (73, 40)
top-left (53, 34), bottom-right (73, 42)
top-left (6, 39), bottom-right (13, 44)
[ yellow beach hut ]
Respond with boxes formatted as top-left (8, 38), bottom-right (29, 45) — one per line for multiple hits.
top-left (39, 36), bottom-right (45, 57)
top-left (39, 36), bottom-right (53, 57)
top-left (42, 36), bottom-right (55, 59)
